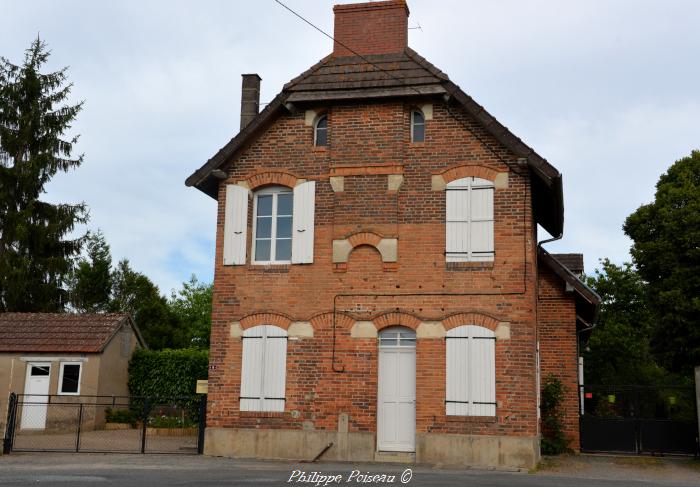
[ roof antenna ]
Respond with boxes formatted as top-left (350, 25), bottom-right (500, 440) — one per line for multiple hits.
top-left (408, 21), bottom-right (423, 31)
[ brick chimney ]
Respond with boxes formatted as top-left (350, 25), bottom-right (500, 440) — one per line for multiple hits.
top-left (333, 0), bottom-right (409, 57)
top-left (240, 74), bottom-right (261, 130)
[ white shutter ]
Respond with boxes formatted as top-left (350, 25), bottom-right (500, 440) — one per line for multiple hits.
top-left (240, 326), bottom-right (264, 411)
top-left (445, 183), bottom-right (469, 262)
top-left (468, 325), bottom-right (496, 416)
top-left (291, 181), bottom-right (315, 264)
top-left (261, 325), bottom-right (287, 412)
top-left (223, 185), bottom-right (249, 265)
top-left (470, 179), bottom-right (494, 261)
top-left (446, 326), bottom-right (470, 415)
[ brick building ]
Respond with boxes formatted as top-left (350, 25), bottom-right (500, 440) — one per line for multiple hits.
top-left (186, 0), bottom-right (599, 468)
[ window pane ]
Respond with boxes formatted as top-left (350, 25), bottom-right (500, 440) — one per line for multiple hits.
top-left (315, 128), bottom-right (328, 146)
top-left (275, 239), bottom-right (291, 261)
top-left (316, 116), bottom-right (327, 129)
top-left (277, 194), bottom-right (293, 216)
top-left (31, 366), bottom-right (50, 376)
top-left (61, 364), bottom-right (80, 393)
top-left (256, 216), bottom-right (272, 238)
top-left (276, 216), bottom-right (292, 238)
top-left (257, 195), bottom-right (272, 216)
top-left (255, 240), bottom-right (271, 261)
top-left (412, 122), bottom-right (425, 142)
top-left (413, 111), bottom-right (424, 125)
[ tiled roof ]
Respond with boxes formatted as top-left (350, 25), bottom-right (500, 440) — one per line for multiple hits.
top-left (0, 313), bottom-right (136, 353)
top-left (552, 253), bottom-right (584, 275)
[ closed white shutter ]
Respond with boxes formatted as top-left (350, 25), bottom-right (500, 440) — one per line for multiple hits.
top-left (239, 325), bottom-right (287, 412)
top-left (446, 326), bottom-right (470, 415)
top-left (446, 325), bottom-right (496, 416)
top-left (291, 181), bottom-right (315, 264)
top-left (223, 185), bottom-right (249, 265)
top-left (445, 177), bottom-right (494, 262)
top-left (240, 326), bottom-right (264, 411)
top-left (261, 325), bottom-right (287, 412)
top-left (468, 325), bottom-right (496, 416)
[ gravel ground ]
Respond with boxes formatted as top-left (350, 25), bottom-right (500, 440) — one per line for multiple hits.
top-left (0, 452), bottom-right (698, 487)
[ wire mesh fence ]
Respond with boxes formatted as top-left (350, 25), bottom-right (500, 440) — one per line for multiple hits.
top-left (4, 394), bottom-right (205, 454)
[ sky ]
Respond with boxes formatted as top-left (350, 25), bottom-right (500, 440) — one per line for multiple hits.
top-left (2, 0), bottom-right (699, 294)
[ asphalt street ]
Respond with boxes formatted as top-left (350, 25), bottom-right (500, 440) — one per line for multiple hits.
top-left (0, 453), bottom-right (698, 487)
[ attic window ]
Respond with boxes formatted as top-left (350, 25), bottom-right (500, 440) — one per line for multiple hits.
top-left (314, 115), bottom-right (328, 146)
top-left (411, 109), bottom-right (425, 143)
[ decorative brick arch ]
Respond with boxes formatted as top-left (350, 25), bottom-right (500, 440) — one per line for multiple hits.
top-left (308, 312), bottom-right (354, 330)
top-left (239, 312), bottom-right (294, 330)
top-left (333, 231), bottom-right (398, 267)
top-left (244, 170), bottom-right (300, 190)
top-left (347, 231), bottom-right (383, 249)
top-left (437, 164), bottom-right (500, 185)
top-left (442, 312), bottom-right (500, 332)
top-left (372, 311), bottom-right (421, 331)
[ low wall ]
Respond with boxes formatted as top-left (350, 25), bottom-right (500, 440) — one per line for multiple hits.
top-left (204, 428), bottom-right (540, 468)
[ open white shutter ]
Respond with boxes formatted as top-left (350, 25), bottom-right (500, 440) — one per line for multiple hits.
top-left (470, 179), bottom-right (494, 262)
top-left (261, 325), bottom-right (287, 412)
top-left (223, 185), bottom-right (249, 265)
top-left (468, 325), bottom-right (496, 416)
top-left (446, 326), bottom-right (470, 415)
top-left (240, 326), bottom-right (264, 411)
top-left (445, 183), bottom-right (469, 262)
top-left (291, 181), bottom-right (315, 264)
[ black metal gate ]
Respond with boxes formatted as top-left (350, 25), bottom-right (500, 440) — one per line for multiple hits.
top-left (3, 393), bottom-right (206, 454)
top-left (579, 385), bottom-right (698, 455)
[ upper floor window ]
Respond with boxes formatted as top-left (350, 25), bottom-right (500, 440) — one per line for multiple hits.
top-left (411, 109), bottom-right (425, 143)
top-left (445, 177), bottom-right (494, 262)
top-left (253, 186), bottom-right (293, 264)
top-left (314, 114), bottom-right (328, 146)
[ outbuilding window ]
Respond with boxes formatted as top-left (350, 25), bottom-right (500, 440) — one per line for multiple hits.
top-left (240, 325), bottom-right (287, 412)
top-left (445, 177), bottom-right (495, 262)
top-left (445, 325), bottom-right (496, 416)
top-left (252, 186), bottom-right (293, 264)
top-left (411, 109), bottom-right (425, 142)
top-left (58, 362), bottom-right (82, 395)
top-left (314, 114), bottom-right (328, 146)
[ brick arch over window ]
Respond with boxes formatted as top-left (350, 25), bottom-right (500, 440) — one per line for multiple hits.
top-left (373, 311), bottom-right (421, 331)
top-left (244, 170), bottom-right (300, 190)
top-left (438, 164), bottom-right (500, 185)
top-left (308, 312), bottom-right (354, 330)
top-left (333, 231), bottom-right (398, 265)
top-left (239, 312), bottom-right (294, 331)
top-left (443, 312), bottom-right (500, 332)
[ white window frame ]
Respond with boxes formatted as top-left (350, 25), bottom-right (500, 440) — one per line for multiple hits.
top-left (410, 109), bottom-right (425, 143)
top-left (57, 362), bottom-right (82, 396)
top-left (252, 186), bottom-right (293, 264)
top-left (445, 325), bottom-right (496, 417)
top-left (445, 176), bottom-right (495, 262)
top-left (314, 114), bottom-right (328, 147)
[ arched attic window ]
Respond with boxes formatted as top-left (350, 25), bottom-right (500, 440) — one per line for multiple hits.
top-left (314, 114), bottom-right (328, 146)
top-left (411, 109), bottom-right (425, 142)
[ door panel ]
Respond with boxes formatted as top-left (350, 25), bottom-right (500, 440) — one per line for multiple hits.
top-left (21, 363), bottom-right (51, 430)
top-left (377, 346), bottom-right (416, 452)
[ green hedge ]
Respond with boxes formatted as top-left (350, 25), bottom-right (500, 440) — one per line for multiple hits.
top-left (128, 348), bottom-right (208, 398)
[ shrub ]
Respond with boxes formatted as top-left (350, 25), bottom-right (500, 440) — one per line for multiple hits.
top-left (540, 374), bottom-right (570, 455)
top-left (105, 408), bottom-right (138, 426)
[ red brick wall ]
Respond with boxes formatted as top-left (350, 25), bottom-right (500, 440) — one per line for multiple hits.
top-left (206, 98), bottom-right (550, 441)
top-left (333, 1), bottom-right (409, 57)
top-left (537, 263), bottom-right (580, 450)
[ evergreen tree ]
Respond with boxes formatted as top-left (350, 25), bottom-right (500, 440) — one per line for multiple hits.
top-left (110, 259), bottom-right (185, 350)
top-left (69, 230), bottom-right (112, 312)
top-left (0, 37), bottom-right (87, 312)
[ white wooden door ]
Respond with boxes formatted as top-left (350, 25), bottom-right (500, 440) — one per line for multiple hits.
top-left (377, 327), bottom-right (416, 452)
top-left (21, 363), bottom-right (51, 430)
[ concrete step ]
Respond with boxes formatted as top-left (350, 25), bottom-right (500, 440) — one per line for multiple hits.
top-left (374, 451), bottom-right (416, 464)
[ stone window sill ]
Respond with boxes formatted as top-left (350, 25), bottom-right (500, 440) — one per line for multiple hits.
top-left (239, 411), bottom-right (286, 418)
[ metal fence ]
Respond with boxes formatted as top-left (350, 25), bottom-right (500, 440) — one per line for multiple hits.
top-left (3, 393), bottom-right (206, 454)
top-left (579, 384), bottom-right (698, 455)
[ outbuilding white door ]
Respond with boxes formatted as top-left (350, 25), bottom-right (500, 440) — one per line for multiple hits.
top-left (21, 363), bottom-right (51, 430)
top-left (377, 327), bottom-right (416, 452)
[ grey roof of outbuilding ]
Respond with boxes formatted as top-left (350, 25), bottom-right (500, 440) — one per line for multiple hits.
top-left (552, 253), bottom-right (585, 275)
top-left (185, 48), bottom-right (564, 236)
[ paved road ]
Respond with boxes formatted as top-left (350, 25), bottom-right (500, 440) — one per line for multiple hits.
top-left (0, 453), bottom-right (698, 487)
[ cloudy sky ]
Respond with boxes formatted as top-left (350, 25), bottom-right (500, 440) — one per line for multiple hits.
top-left (2, 0), bottom-right (699, 294)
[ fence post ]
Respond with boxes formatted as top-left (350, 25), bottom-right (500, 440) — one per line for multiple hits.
top-left (695, 366), bottom-right (700, 455)
top-left (197, 395), bottom-right (207, 455)
top-left (3, 393), bottom-right (17, 454)
top-left (140, 398), bottom-right (149, 454)
top-left (76, 403), bottom-right (84, 453)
